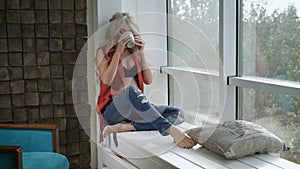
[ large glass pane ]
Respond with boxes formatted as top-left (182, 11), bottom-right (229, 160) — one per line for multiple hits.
top-left (169, 0), bottom-right (219, 69)
top-left (168, 0), bottom-right (220, 122)
top-left (241, 87), bottom-right (300, 164)
top-left (241, 0), bottom-right (300, 82)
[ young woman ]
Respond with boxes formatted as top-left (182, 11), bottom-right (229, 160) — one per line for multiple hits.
top-left (96, 12), bottom-right (196, 149)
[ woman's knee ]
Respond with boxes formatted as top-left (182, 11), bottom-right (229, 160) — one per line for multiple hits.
top-left (126, 85), bottom-right (151, 111)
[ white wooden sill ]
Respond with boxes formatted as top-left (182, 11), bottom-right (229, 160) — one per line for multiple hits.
top-left (99, 122), bottom-right (300, 169)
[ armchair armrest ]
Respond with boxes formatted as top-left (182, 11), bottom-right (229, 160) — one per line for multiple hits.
top-left (0, 146), bottom-right (22, 169)
top-left (0, 124), bottom-right (59, 152)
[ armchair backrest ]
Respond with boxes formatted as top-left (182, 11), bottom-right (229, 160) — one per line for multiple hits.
top-left (0, 124), bottom-right (59, 152)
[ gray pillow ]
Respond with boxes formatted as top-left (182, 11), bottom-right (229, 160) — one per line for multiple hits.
top-left (185, 120), bottom-right (289, 159)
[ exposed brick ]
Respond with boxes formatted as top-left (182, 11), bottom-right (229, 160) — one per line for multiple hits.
top-left (51, 65), bottom-right (63, 78)
top-left (49, 10), bottom-right (62, 23)
top-left (49, 24), bottom-right (62, 37)
top-left (35, 24), bottom-right (49, 37)
top-left (21, 10), bottom-right (35, 24)
top-left (80, 142), bottom-right (90, 155)
top-left (0, 54), bottom-right (8, 66)
top-left (52, 79), bottom-right (64, 91)
top-left (35, 10), bottom-right (48, 24)
top-left (66, 104), bottom-right (76, 117)
top-left (63, 38), bottom-right (76, 50)
top-left (64, 79), bottom-right (72, 91)
top-left (0, 10), bottom-right (5, 23)
top-left (23, 38), bottom-right (35, 51)
top-left (12, 94), bottom-right (25, 107)
top-left (67, 143), bottom-right (80, 156)
top-left (35, 0), bottom-right (47, 9)
top-left (62, 11), bottom-right (74, 23)
top-left (0, 95), bottom-right (11, 108)
top-left (54, 105), bottom-right (66, 117)
top-left (25, 80), bottom-right (37, 92)
top-left (21, 0), bottom-right (34, 9)
top-left (8, 39), bottom-right (22, 52)
top-left (0, 109), bottom-right (13, 122)
top-left (13, 108), bottom-right (27, 122)
top-left (75, 11), bottom-right (86, 24)
top-left (39, 92), bottom-right (52, 105)
top-left (9, 67), bottom-right (23, 80)
top-left (64, 91), bottom-right (73, 104)
top-left (9, 53), bottom-right (23, 66)
top-left (69, 156), bottom-right (80, 169)
top-left (23, 53), bottom-right (36, 66)
top-left (7, 24), bottom-right (21, 37)
top-left (62, 24), bottom-right (75, 37)
top-left (74, 104), bottom-right (90, 117)
top-left (49, 0), bottom-right (61, 9)
top-left (38, 79), bottom-right (51, 92)
top-left (0, 67), bottom-right (9, 80)
top-left (50, 52), bottom-right (62, 64)
top-left (60, 143), bottom-right (67, 156)
top-left (0, 82), bottom-right (10, 94)
top-left (40, 106), bottom-right (53, 119)
top-left (38, 66), bottom-right (50, 78)
top-left (62, 0), bottom-right (74, 10)
top-left (62, 52), bottom-right (77, 64)
top-left (37, 52), bottom-right (49, 65)
top-left (54, 118), bottom-right (66, 131)
top-left (25, 92), bottom-right (39, 106)
top-left (80, 129), bottom-right (90, 142)
top-left (67, 130), bottom-right (79, 143)
top-left (64, 65), bottom-right (74, 78)
top-left (67, 117), bottom-right (79, 129)
top-left (0, 24), bottom-right (6, 37)
top-left (59, 131), bottom-right (67, 144)
top-left (0, 39), bottom-right (7, 52)
top-left (75, 24), bottom-right (87, 38)
top-left (79, 155), bottom-right (91, 167)
top-left (27, 107), bottom-right (40, 121)
top-left (6, 10), bottom-right (21, 23)
top-left (11, 80), bottom-right (24, 94)
top-left (50, 38), bottom-right (62, 51)
top-left (0, 0), bottom-right (4, 10)
top-left (22, 24), bottom-right (35, 37)
top-left (6, 0), bottom-right (20, 9)
top-left (52, 92), bottom-right (64, 105)
top-left (36, 39), bottom-right (49, 51)
top-left (24, 66), bottom-right (39, 79)
top-left (75, 0), bottom-right (87, 10)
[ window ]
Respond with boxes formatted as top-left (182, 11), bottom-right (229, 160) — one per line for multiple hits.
top-left (238, 0), bottom-right (300, 164)
top-left (168, 0), bottom-right (220, 125)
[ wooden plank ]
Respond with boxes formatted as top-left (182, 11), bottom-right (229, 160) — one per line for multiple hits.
top-left (197, 148), bottom-right (255, 169)
top-left (238, 156), bottom-right (283, 169)
top-left (253, 154), bottom-right (300, 169)
top-left (171, 147), bottom-right (229, 169)
top-left (159, 152), bottom-right (204, 169)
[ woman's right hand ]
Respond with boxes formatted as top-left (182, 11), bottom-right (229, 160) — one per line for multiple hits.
top-left (115, 33), bottom-right (132, 54)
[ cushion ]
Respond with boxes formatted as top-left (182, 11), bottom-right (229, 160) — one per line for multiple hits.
top-left (185, 120), bottom-right (289, 159)
top-left (23, 152), bottom-right (69, 169)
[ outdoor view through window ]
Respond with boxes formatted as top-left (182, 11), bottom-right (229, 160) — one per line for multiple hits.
top-left (240, 0), bottom-right (300, 164)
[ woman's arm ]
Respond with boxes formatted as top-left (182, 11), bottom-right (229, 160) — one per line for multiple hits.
top-left (134, 36), bottom-right (153, 85)
top-left (97, 49), bottom-right (121, 85)
top-left (140, 52), bottom-right (153, 85)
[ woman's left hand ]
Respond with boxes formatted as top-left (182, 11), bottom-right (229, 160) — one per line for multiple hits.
top-left (134, 35), bottom-right (145, 51)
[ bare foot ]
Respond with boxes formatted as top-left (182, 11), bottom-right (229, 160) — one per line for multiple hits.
top-left (102, 123), bottom-right (134, 137)
top-left (167, 126), bottom-right (197, 149)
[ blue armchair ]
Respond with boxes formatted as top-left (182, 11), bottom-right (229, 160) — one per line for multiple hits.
top-left (0, 124), bottom-right (69, 169)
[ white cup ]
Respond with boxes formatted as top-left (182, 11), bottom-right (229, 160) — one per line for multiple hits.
top-left (125, 32), bottom-right (135, 48)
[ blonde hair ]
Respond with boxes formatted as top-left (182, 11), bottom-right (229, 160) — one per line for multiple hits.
top-left (104, 12), bottom-right (140, 53)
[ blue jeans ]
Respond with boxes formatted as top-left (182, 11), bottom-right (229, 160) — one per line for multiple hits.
top-left (103, 85), bottom-right (184, 135)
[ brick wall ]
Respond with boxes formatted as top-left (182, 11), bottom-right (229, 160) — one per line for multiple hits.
top-left (0, 0), bottom-right (90, 168)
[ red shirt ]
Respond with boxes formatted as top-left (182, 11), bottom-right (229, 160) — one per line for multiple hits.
top-left (96, 48), bottom-right (144, 114)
